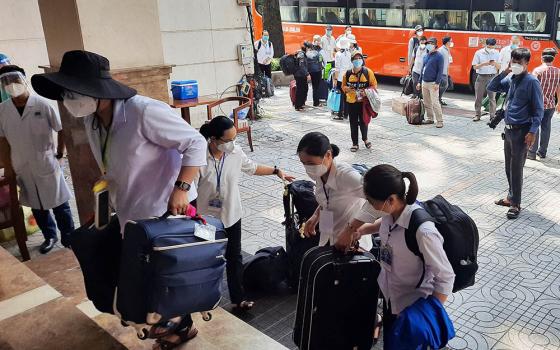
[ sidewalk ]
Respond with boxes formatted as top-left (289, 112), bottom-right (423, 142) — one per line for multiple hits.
top-left (232, 86), bottom-right (560, 350)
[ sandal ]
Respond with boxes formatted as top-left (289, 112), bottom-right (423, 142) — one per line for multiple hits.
top-left (364, 141), bottom-right (372, 149)
top-left (153, 326), bottom-right (198, 350)
top-left (494, 198), bottom-right (511, 207)
top-left (372, 314), bottom-right (383, 345)
top-left (148, 318), bottom-right (183, 339)
top-left (350, 145), bottom-right (359, 152)
top-left (507, 207), bottom-right (521, 220)
top-left (234, 300), bottom-right (255, 311)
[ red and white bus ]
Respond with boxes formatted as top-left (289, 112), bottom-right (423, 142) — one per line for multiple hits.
top-left (253, 0), bottom-right (560, 88)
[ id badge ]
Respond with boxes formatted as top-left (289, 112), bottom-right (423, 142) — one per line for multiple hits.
top-left (319, 209), bottom-right (334, 235)
top-left (380, 243), bottom-right (393, 272)
top-left (194, 223), bottom-right (217, 241)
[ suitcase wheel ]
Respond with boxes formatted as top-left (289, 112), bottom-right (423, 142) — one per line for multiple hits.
top-left (202, 312), bottom-right (212, 321)
top-left (137, 328), bottom-right (149, 340)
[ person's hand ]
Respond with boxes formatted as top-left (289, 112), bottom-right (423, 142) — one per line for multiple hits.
top-left (525, 132), bottom-right (536, 147)
top-left (334, 229), bottom-right (357, 251)
top-left (303, 215), bottom-right (319, 237)
top-left (277, 169), bottom-right (295, 182)
top-left (504, 62), bottom-right (512, 75)
top-left (416, 83), bottom-right (421, 91)
top-left (433, 84), bottom-right (440, 91)
top-left (168, 187), bottom-right (189, 215)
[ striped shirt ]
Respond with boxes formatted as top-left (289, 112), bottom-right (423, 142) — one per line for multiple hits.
top-left (533, 63), bottom-right (560, 110)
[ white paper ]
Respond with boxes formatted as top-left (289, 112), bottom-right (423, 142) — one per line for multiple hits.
top-left (194, 223), bottom-right (217, 241)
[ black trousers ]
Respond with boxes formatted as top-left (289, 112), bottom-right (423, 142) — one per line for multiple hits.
top-left (504, 124), bottom-right (531, 206)
top-left (347, 102), bottom-right (368, 146)
top-left (259, 64), bottom-right (272, 79)
top-left (225, 219), bottom-right (244, 304)
top-left (336, 81), bottom-right (348, 118)
top-left (309, 71), bottom-right (322, 106)
top-left (295, 76), bottom-right (308, 109)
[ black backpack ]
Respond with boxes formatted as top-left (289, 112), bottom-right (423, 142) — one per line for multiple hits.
top-left (402, 75), bottom-right (414, 95)
top-left (280, 54), bottom-right (297, 75)
top-left (345, 67), bottom-right (370, 89)
top-left (405, 195), bottom-right (479, 293)
top-left (243, 246), bottom-right (289, 293)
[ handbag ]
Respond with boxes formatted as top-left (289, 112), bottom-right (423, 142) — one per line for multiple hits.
top-left (327, 89), bottom-right (341, 112)
top-left (362, 98), bottom-right (377, 125)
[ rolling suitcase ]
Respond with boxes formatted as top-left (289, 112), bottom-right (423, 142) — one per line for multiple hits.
top-left (406, 97), bottom-right (425, 125)
top-left (391, 95), bottom-right (408, 116)
top-left (293, 246), bottom-right (381, 350)
top-left (117, 214), bottom-right (227, 331)
top-left (290, 80), bottom-right (297, 106)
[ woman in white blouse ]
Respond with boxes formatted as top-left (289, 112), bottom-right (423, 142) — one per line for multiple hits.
top-left (339, 164), bottom-right (455, 348)
top-left (297, 132), bottom-right (378, 251)
top-left (196, 116), bottom-right (294, 311)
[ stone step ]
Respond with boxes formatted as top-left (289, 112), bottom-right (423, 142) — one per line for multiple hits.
top-left (23, 248), bottom-right (287, 350)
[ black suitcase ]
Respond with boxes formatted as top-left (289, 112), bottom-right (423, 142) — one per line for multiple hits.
top-left (293, 246), bottom-right (381, 350)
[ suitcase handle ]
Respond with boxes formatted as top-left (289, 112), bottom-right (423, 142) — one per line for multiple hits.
top-left (159, 211), bottom-right (207, 225)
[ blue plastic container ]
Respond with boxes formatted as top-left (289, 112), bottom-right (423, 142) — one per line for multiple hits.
top-left (171, 80), bottom-right (198, 100)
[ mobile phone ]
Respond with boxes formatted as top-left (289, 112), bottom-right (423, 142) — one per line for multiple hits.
top-left (489, 60), bottom-right (495, 63)
top-left (95, 189), bottom-right (110, 230)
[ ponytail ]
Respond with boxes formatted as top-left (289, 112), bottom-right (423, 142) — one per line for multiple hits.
top-left (401, 172), bottom-right (418, 205)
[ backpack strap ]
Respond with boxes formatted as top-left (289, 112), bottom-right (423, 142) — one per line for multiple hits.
top-left (258, 40), bottom-right (262, 51)
top-left (404, 208), bottom-right (435, 288)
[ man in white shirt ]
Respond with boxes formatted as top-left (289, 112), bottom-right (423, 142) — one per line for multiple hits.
top-left (32, 50), bottom-right (207, 344)
top-left (438, 36), bottom-right (453, 105)
top-left (498, 36), bottom-right (521, 74)
top-left (410, 36), bottom-right (428, 98)
top-left (255, 30), bottom-right (274, 79)
top-left (320, 25), bottom-right (336, 66)
top-left (333, 38), bottom-right (352, 120)
top-left (336, 25), bottom-right (353, 48)
top-left (472, 38), bottom-right (500, 121)
top-left (407, 25), bottom-right (424, 66)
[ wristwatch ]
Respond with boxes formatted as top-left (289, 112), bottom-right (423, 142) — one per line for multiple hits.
top-left (273, 166), bottom-right (279, 175)
top-left (174, 181), bottom-right (191, 192)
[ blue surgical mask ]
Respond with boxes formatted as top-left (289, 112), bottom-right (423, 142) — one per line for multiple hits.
top-left (263, 35), bottom-right (269, 41)
top-left (326, 30), bottom-right (332, 35)
top-left (511, 44), bottom-right (519, 49)
top-left (426, 44), bottom-right (435, 51)
top-left (352, 59), bottom-right (363, 68)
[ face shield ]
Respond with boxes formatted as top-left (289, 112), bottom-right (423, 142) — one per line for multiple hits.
top-left (0, 71), bottom-right (29, 98)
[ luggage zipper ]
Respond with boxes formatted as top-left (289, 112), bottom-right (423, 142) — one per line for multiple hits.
top-left (153, 238), bottom-right (228, 252)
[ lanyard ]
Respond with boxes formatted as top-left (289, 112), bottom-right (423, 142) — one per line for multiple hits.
top-left (210, 151), bottom-right (226, 193)
top-left (322, 183), bottom-right (330, 208)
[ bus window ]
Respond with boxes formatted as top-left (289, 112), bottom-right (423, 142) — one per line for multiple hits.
top-left (299, 1), bottom-right (346, 24)
top-left (255, 0), bottom-right (264, 16)
top-left (404, 0), bottom-right (469, 30)
top-left (471, 0), bottom-right (553, 33)
top-left (280, 0), bottom-right (299, 22)
top-left (348, 0), bottom-right (403, 27)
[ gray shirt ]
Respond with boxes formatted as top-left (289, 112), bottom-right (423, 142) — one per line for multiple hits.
top-left (412, 47), bottom-right (428, 75)
top-left (439, 45), bottom-right (451, 76)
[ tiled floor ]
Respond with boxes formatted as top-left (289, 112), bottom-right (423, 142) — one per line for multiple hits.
top-left (4, 82), bottom-right (560, 350)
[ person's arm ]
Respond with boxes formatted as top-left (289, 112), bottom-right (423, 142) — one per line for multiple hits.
top-left (434, 54), bottom-right (444, 85)
top-left (472, 52), bottom-right (487, 71)
top-left (528, 79), bottom-right (545, 135)
top-left (270, 42), bottom-right (274, 60)
top-left (357, 217), bottom-right (382, 236)
top-left (416, 223), bottom-right (455, 304)
top-left (407, 38), bottom-right (414, 64)
top-left (369, 69), bottom-right (377, 89)
top-left (556, 85), bottom-right (560, 112)
top-left (487, 71), bottom-right (510, 93)
top-left (254, 164), bottom-right (295, 182)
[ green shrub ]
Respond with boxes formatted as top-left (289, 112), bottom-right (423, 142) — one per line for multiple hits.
top-left (271, 58), bottom-right (281, 72)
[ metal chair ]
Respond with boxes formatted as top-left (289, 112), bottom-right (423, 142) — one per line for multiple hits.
top-left (206, 96), bottom-right (254, 152)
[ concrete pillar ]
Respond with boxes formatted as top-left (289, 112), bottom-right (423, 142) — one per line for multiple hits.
top-left (37, 0), bottom-right (172, 223)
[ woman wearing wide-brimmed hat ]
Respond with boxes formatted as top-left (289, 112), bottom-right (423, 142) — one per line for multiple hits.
top-left (32, 50), bottom-right (207, 349)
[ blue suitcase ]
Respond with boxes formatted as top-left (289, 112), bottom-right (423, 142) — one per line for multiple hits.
top-left (117, 215), bottom-right (228, 325)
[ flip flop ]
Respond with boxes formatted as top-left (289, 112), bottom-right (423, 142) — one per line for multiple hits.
top-left (494, 198), bottom-right (511, 207)
top-left (364, 141), bottom-right (372, 149)
top-left (350, 145), bottom-right (359, 152)
top-left (507, 207), bottom-right (521, 219)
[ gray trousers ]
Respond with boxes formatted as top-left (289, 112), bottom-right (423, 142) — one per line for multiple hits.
top-left (504, 124), bottom-right (531, 206)
top-left (529, 108), bottom-right (555, 157)
top-left (475, 74), bottom-right (496, 118)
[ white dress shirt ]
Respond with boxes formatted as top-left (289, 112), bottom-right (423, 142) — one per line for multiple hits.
top-left (321, 34), bottom-right (336, 62)
top-left (314, 161), bottom-right (381, 251)
top-left (472, 48), bottom-right (500, 75)
top-left (195, 145), bottom-right (257, 228)
top-left (0, 94), bottom-right (71, 210)
top-left (498, 45), bottom-right (514, 73)
top-left (412, 47), bottom-right (428, 75)
top-left (377, 203), bottom-right (455, 315)
top-left (334, 50), bottom-right (352, 82)
top-left (84, 95), bottom-right (207, 232)
top-left (255, 39), bottom-right (274, 65)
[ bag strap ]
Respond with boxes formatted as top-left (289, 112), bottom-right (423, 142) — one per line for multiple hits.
top-left (404, 208), bottom-right (435, 288)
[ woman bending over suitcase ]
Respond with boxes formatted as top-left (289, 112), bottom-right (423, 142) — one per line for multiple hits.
top-left (297, 132), bottom-right (381, 252)
top-left (197, 116), bottom-right (295, 311)
top-left (339, 164), bottom-right (455, 349)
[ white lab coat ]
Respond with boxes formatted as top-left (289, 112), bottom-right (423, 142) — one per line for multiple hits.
top-left (0, 93), bottom-right (71, 210)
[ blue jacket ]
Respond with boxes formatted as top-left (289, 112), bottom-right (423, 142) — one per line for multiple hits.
top-left (387, 296), bottom-right (455, 350)
top-left (419, 51), bottom-right (444, 84)
top-left (487, 71), bottom-right (544, 133)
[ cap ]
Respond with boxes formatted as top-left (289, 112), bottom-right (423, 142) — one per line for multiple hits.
top-left (414, 25), bottom-right (423, 32)
top-left (442, 36), bottom-right (452, 45)
top-left (486, 38), bottom-right (497, 46)
top-left (351, 52), bottom-right (364, 60)
top-left (427, 37), bottom-right (438, 46)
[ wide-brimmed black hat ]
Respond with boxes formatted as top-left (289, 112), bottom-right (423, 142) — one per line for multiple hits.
top-left (31, 50), bottom-right (137, 101)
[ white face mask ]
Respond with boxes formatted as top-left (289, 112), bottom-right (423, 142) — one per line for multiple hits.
top-left (419, 44), bottom-right (426, 50)
top-left (304, 156), bottom-right (329, 179)
top-left (5, 83), bottom-right (26, 97)
top-left (63, 92), bottom-right (98, 118)
top-left (417, 31), bottom-right (424, 36)
top-left (449, 42), bottom-right (454, 48)
top-left (217, 140), bottom-right (235, 154)
top-left (511, 63), bottom-right (525, 75)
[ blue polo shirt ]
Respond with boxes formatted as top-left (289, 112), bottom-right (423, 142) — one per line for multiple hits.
top-left (420, 51), bottom-right (444, 84)
top-left (487, 71), bottom-right (544, 133)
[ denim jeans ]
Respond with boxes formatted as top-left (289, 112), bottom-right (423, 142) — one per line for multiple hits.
top-left (529, 108), bottom-right (555, 157)
top-left (412, 71), bottom-right (422, 98)
top-left (32, 201), bottom-right (75, 240)
top-left (439, 75), bottom-right (449, 100)
top-left (504, 124), bottom-right (531, 206)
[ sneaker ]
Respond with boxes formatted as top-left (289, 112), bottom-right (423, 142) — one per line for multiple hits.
top-left (526, 153), bottom-right (537, 160)
top-left (422, 120), bottom-right (434, 125)
top-left (537, 153), bottom-right (546, 159)
top-left (39, 238), bottom-right (58, 254)
top-left (473, 116), bottom-right (481, 121)
top-left (436, 122), bottom-right (444, 128)
top-left (440, 100), bottom-right (447, 106)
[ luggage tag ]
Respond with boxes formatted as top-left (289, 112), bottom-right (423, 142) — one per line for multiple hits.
top-left (380, 243), bottom-right (393, 272)
top-left (194, 223), bottom-right (217, 241)
top-left (92, 179), bottom-right (110, 230)
top-left (319, 209), bottom-right (334, 235)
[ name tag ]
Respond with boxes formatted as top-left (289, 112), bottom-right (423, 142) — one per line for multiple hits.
top-left (319, 209), bottom-right (334, 235)
top-left (195, 223), bottom-right (216, 241)
top-left (380, 243), bottom-right (393, 272)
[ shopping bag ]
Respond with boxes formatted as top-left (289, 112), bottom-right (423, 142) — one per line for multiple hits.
top-left (327, 89), bottom-right (341, 112)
